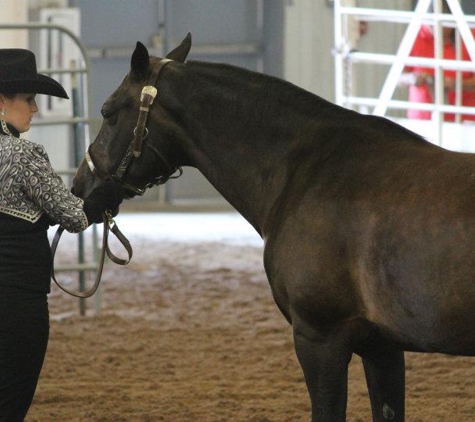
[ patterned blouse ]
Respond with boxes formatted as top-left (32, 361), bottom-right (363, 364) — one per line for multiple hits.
top-left (0, 126), bottom-right (88, 233)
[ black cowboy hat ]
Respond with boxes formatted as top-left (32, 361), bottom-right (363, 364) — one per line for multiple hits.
top-left (0, 49), bottom-right (68, 99)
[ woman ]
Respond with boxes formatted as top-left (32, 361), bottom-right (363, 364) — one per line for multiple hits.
top-left (400, 1), bottom-right (475, 121)
top-left (0, 48), bottom-right (123, 421)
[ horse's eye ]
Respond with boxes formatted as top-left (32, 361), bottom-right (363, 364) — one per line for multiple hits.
top-left (101, 108), bottom-right (117, 125)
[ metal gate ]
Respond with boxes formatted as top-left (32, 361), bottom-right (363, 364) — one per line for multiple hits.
top-left (334, 0), bottom-right (475, 149)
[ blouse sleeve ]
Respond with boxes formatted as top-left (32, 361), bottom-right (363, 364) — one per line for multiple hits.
top-left (21, 142), bottom-right (89, 233)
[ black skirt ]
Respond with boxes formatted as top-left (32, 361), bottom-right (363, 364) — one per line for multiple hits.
top-left (0, 286), bottom-right (49, 421)
top-left (0, 213), bottom-right (52, 293)
top-left (0, 212), bottom-right (52, 420)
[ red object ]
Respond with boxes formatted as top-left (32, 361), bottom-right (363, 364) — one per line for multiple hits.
top-left (405, 25), bottom-right (475, 121)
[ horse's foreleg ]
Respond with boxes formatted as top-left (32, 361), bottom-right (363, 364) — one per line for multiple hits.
top-left (362, 349), bottom-right (405, 422)
top-left (293, 325), bottom-right (353, 422)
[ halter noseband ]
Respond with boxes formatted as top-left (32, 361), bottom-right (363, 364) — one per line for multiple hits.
top-left (85, 58), bottom-right (183, 196)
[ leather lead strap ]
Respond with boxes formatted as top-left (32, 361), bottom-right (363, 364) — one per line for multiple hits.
top-left (51, 213), bottom-right (132, 298)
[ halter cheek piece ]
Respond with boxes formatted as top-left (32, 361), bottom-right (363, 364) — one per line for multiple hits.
top-left (85, 58), bottom-right (183, 196)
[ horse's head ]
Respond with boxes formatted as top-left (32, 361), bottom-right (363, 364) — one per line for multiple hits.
top-left (73, 34), bottom-right (192, 200)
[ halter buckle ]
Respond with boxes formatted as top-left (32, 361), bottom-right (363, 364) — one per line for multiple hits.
top-left (141, 85), bottom-right (158, 104)
top-left (104, 209), bottom-right (116, 228)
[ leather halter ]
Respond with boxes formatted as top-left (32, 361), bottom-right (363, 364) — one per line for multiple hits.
top-left (85, 58), bottom-right (183, 196)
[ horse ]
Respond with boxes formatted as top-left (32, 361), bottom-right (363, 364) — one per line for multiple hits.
top-left (72, 34), bottom-right (475, 422)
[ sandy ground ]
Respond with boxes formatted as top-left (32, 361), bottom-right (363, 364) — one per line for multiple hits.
top-left (23, 212), bottom-right (475, 422)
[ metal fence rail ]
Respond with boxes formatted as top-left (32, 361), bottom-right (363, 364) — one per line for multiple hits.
top-left (334, 0), bottom-right (475, 145)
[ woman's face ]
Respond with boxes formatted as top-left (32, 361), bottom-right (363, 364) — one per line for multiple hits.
top-left (0, 93), bottom-right (38, 133)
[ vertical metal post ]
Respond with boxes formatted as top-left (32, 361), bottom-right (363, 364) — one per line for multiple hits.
top-left (157, 0), bottom-right (166, 57)
top-left (334, 0), bottom-right (344, 105)
top-left (455, 27), bottom-right (463, 123)
top-left (163, 0), bottom-right (172, 60)
top-left (71, 58), bottom-right (87, 316)
top-left (256, 0), bottom-right (264, 73)
top-left (447, 0), bottom-right (475, 125)
top-left (162, 0), bottom-right (173, 204)
top-left (342, 2), bottom-right (356, 111)
top-left (433, 0), bottom-right (444, 145)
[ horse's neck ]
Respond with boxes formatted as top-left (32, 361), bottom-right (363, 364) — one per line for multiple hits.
top-left (187, 128), bottom-right (287, 237)
top-left (166, 62), bottom-right (333, 236)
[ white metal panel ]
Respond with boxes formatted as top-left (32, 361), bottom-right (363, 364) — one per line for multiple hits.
top-left (284, 0), bottom-right (335, 101)
top-left (0, 0), bottom-right (27, 47)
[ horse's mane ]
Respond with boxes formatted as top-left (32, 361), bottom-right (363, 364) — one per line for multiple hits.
top-left (186, 60), bottom-right (336, 112)
top-left (184, 60), bottom-right (429, 147)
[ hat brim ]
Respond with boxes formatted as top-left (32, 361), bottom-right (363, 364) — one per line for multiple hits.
top-left (0, 73), bottom-right (69, 99)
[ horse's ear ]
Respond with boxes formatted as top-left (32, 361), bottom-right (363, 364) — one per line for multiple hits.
top-left (131, 41), bottom-right (150, 79)
top-left (166, 33), bottom-right (192, 63)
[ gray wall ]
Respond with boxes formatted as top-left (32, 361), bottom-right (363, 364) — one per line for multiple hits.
top-left (72, 0), bottom-right (283, 118)
top-left (463, 0), bottom-right (475, 15)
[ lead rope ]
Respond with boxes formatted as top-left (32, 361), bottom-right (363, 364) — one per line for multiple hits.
top-left (51, 212), bottom-right (133, 298)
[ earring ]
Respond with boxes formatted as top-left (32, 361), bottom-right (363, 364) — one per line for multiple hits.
top-left (0, 109), bottom-right (11, 136)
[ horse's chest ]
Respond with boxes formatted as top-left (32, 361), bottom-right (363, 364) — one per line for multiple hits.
top-left (263, 237), bottom-right (361, 326)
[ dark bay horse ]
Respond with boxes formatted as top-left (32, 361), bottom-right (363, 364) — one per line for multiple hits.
top-left (73, 34), bottom-right (475, 422)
